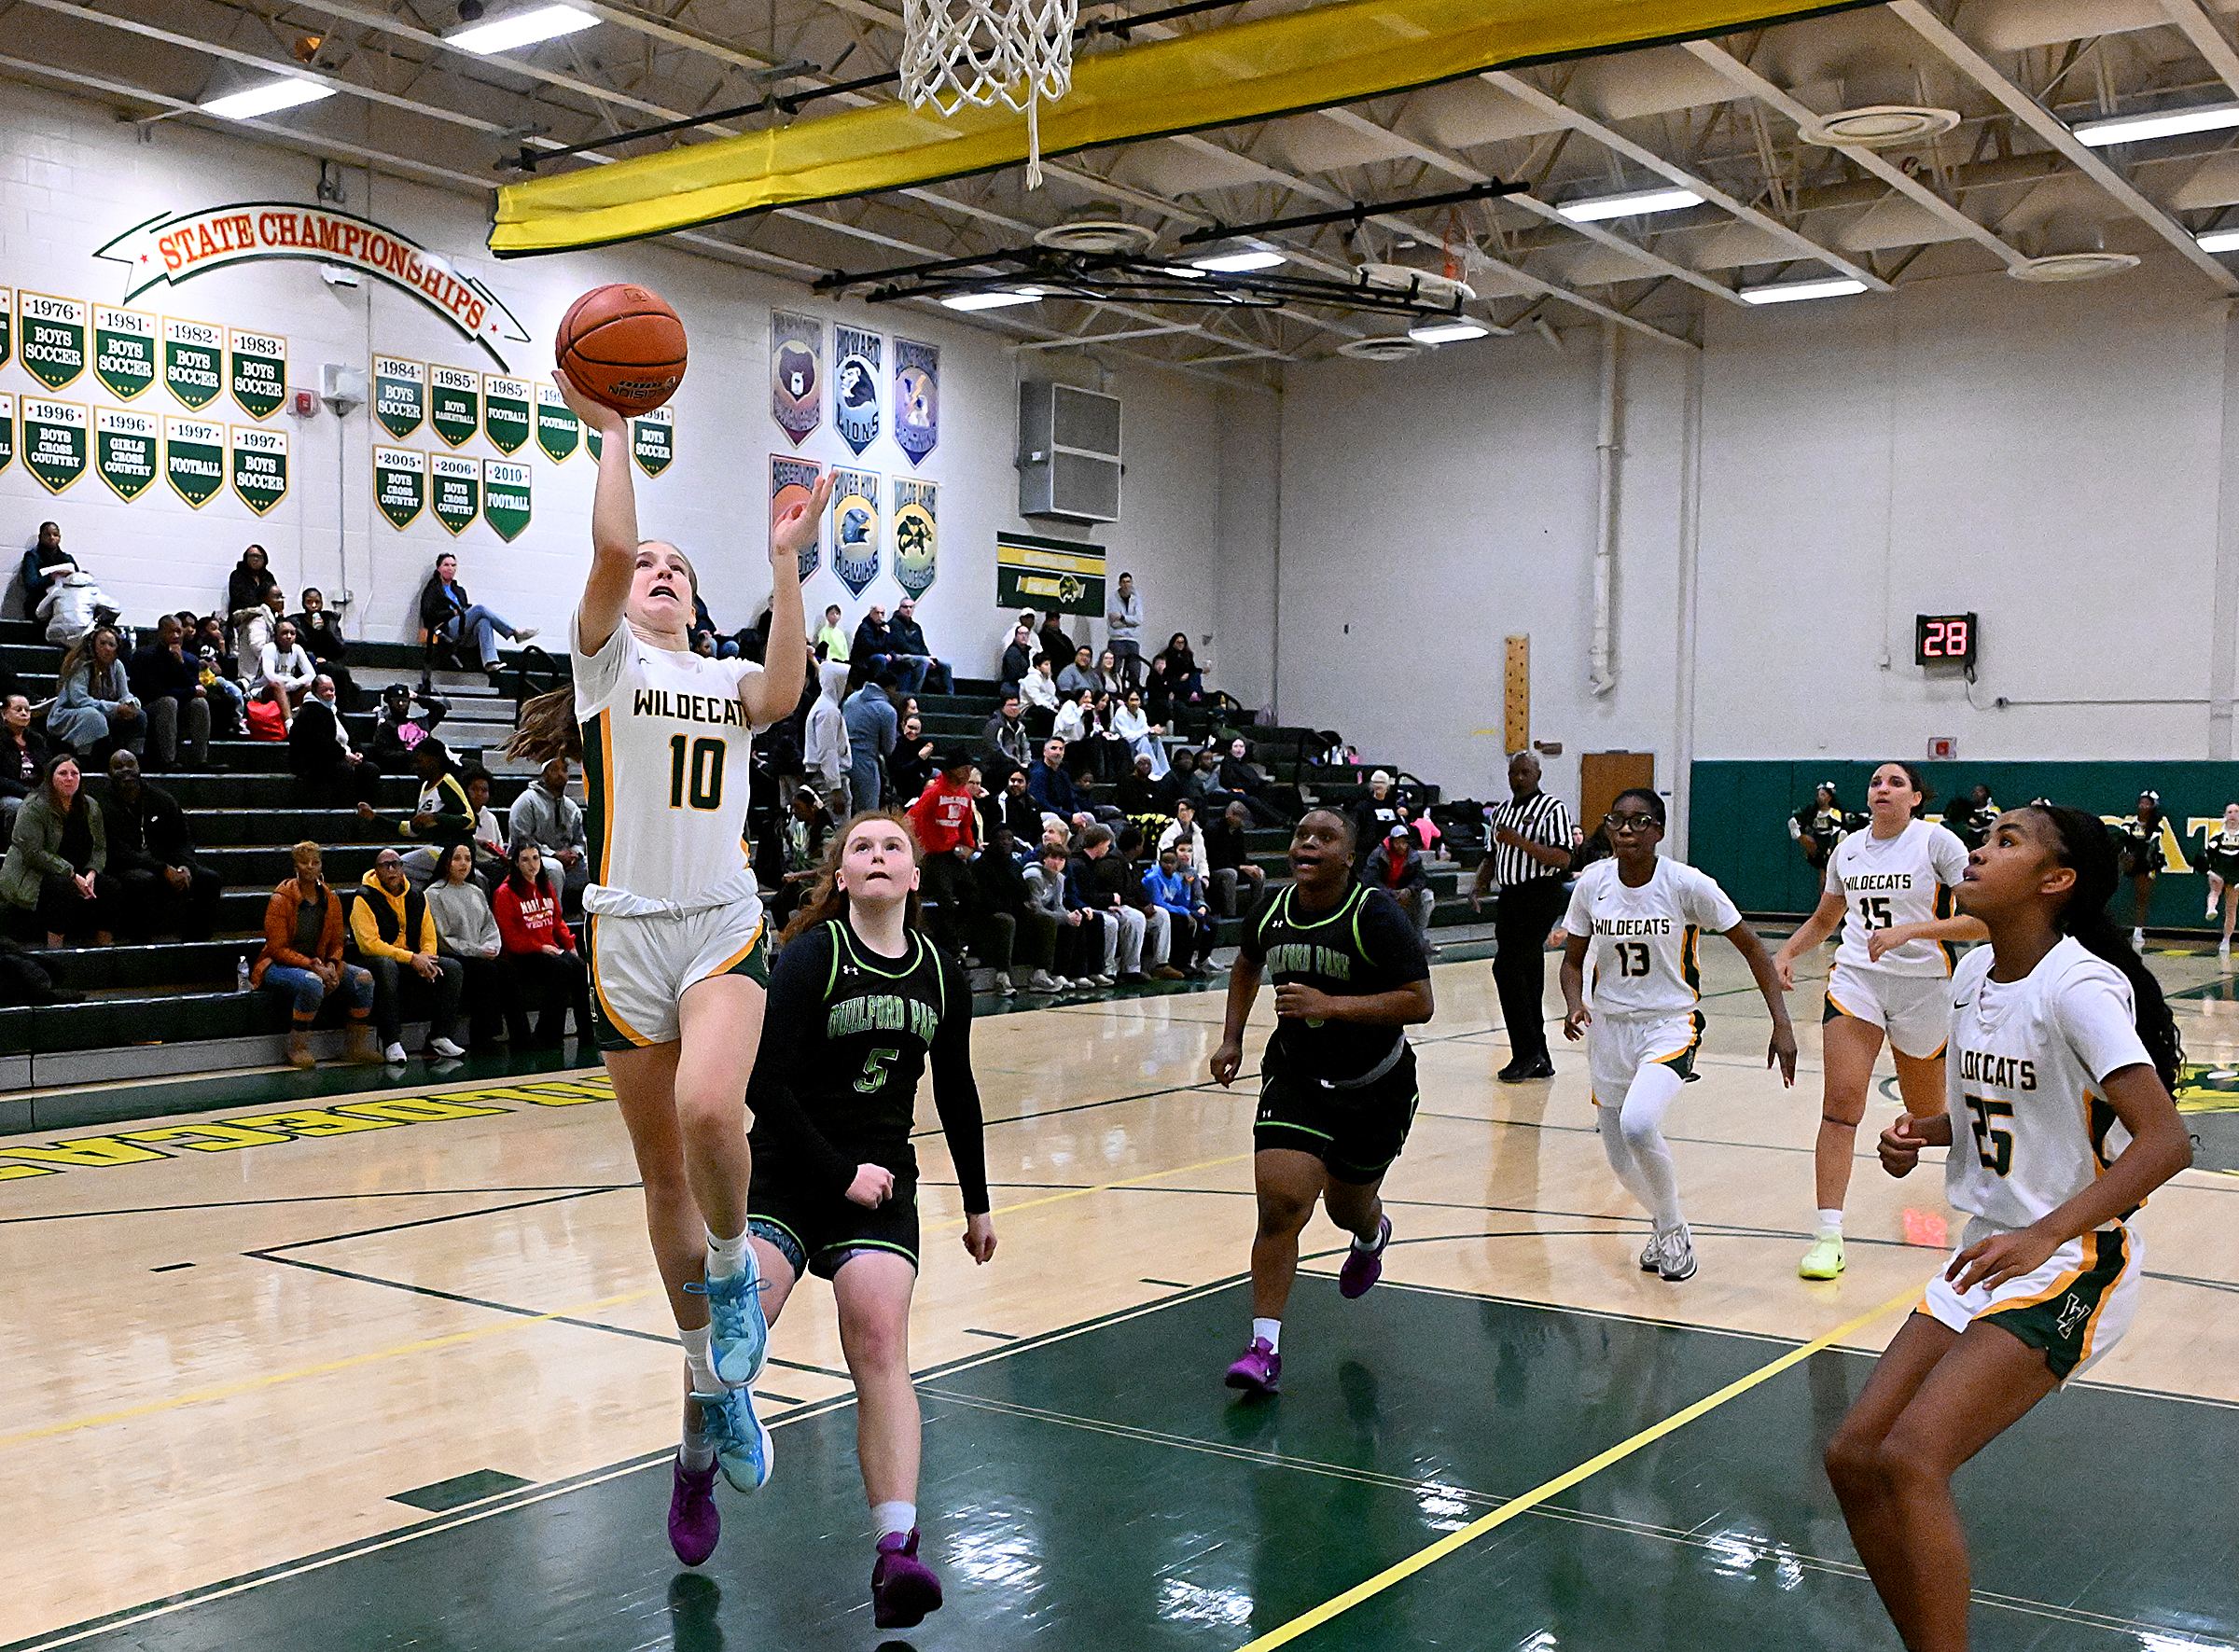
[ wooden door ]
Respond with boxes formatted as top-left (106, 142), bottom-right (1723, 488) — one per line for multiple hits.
top-left (1580, 751), bottom-right (1656, 837)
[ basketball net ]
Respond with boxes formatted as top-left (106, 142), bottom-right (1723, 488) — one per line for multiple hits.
top-left (900, 0), bottom-right (1077, 188)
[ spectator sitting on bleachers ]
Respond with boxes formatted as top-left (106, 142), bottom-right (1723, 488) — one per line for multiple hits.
top-left (253, 619), bottom-right (317, 731)
top-left (357, 738), bottom-right (471, 867)
top-left (350, 845), bottom-right (466, 1063)
top-left (127, 614), bottom-right (212, 773)
top-left (255, 840), bottom-right (379, 1067)
top-left (50, 627), bottom-right (142, 761)
top-left (238, 585), bottom-right (285, 664)
top-left (1072, 824), bottom-right (1149, 983)
top-left (507, 757), bottom-right (588, 906)
top-left (980, 693), bottom-right (1032, 785)
top-left (427, 840), bottom-right (521, 1051)
top-left (1021, 656), bottom-right (1060, 733)
top-left (842, 669), bottom-right (898, 811)
top-left (37, 565), bottom-right (119, 649)
top-left (493, 842), bottom-right (591, 1048)
top-left (1117, 824), bottom-right (1181, 980)
top-left (104, 749), bottom-right (220, 942)
top-left (1352, 770), bottom-right (1411, 863)
top-left (994, 767), bottom-right (1041, 842)
top-left (289, 676), bottom-right (381, 807)
top-left (1112, 690), bottom-right (1168, 780)
top-left (1036, 613), bottom-right (1074, 675)
top-left (1220, 736), bottom-right (1294, 826)
top-left (416, 552), bottom-right (538, 678)
top-left (907, 749), bottom-right (980, 959)
top-left (0, 695), bottom-right (51, 853)
top-left (973, 823), bottom-right (1064, 995)
top-left (1144, 846), bottom-right (1213, 979)
top-left (1058, 646), bottom-right (1097, 697)
top-left (1094, 649), bottom-right (1127, 698)
top-left (191, 617), bottom-right (247, 736)
top-left (1024, 840), bottom-right (1100, 987)
top-left (19, 521), bottom-right (76, 611)
top-left (1364, 821), bottom-right (1437, 953)
top-left (889, 714), bottom-right (935, 808)
top-left (759, 785), bottom-right (835, 934)
top-left (403, 763), bottom-right (500, 889)
top-left (1115, 753), bottom-right (1167, 817)
top-left (1000, 624), bottom-right (1034, 694)
top-left (368, 682), bottom-right (448, 770)
top-left (884, 597), bottom-right (953, 693)
top-left (1029, 737), bottom-right (1094, 833)
top-left (0, 753), bottom-right (120, 946)
top-left (1158, 796), bottom-right (1210, 880)
top-left (1153, 633), bottom-right (1207, 710)
top-left (226, 545), bottom-right (278, 644)
top-left (1205, 799), bottom-right (1266, 917)
top-left (288, 589), bottom-right (357, 710)
top-left (1050, 687), bottom-right (1086, 749)
top-left (852, 604), bottom-right (906, 687)
top-left (814, 604), bottom-right (851, 664)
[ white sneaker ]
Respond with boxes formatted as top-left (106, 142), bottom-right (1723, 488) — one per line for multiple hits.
top-left (1637, 1232), bottom-right (1663, 1272)
top-left (1088, 973), bottom-right (1115, 988)
top-left (382, 1042), bottom-right (408, 1063)
top-left (997, 974), bottom-right (1018, 998)
top-left (512, 626), bottom-right (540, 645)
top-left (1655, 1224), bottom-right (1698, 1282)
top-left (1027, 969), bottom-right (1062, 991)
top-left (2132, 927), bottom-right (2146, 951)
top-left (2220, 940), bottom-right (2231, 969)
top-left (428, 1036), bottom-right (466, 1058)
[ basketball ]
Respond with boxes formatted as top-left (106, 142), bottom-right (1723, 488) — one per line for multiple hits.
top-left (554, 283), bottom-right (688, 415)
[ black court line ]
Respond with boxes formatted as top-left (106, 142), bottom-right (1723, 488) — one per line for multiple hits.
top-left (248, 1253), bottom-right (682, 1346)
top-left (254, 1187), bottom-right (635, 1252)
top-left (0, 1186), bottom-right (635, 1227)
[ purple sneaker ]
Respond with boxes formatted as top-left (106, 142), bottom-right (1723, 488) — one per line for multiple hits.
top-left (871, 1529), bottom-right (943, 1629)
top-left (1224, 1337), bottom-right (1281, 1395)
top-left (1339, 1215), bottom-right (1393, 1299)
top-left (668, 1457), bottom-right (720, 1567)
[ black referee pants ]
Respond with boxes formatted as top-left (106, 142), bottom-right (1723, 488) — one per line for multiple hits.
top-left (1492, 876), bottom-right (1568, 1064)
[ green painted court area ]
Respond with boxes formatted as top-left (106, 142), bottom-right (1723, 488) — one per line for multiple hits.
top-left (27, 1282), bottom-right (2239, 1652)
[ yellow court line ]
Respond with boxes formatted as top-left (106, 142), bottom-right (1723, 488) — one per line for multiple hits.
top-left (1233, 1284), bottom-right (1920, 1652)
top-left (953, 1152), bottom-right (1252, 1228)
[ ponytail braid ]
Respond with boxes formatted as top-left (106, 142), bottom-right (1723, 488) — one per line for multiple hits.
top-left (506, 686), bottom-right (581, 765)
top-left (2030, 805), bottom-right (2183, 1090)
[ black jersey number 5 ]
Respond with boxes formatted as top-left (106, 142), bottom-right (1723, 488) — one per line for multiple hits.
top-left (1963, 1093), bottom-right (2014, 1177)
top-left (666, 735), bottom-right (724, 811)
top-left (1614, 941), bottom-right (1650, 977)
top-left (855, 1048), bottom-right (898, 1094)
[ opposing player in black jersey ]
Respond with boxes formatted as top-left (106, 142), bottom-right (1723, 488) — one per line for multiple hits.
top-left (1211, 808), bottom-right (1434, 1394)
top-left (729, 811), bottom-right (996, 1629)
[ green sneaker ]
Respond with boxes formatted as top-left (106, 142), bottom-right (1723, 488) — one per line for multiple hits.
top-left (1799, 1229), bottom-right (1845, 1280)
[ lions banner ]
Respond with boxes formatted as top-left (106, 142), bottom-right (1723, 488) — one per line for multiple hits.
top-left (835, 326), bottom-right (881, 456)
top-left (92, 307), bottom-right (158, 400)
top-left (95, 407), bottom-right (160, 501)
top-left (535, 384), bottom-right (580, 462)
top-left (483, 459), bottom-right (532, 542)
top-left (892, 339), bottom-right (938, 467)
top-left (230, 424), bottom-right (288, 514)
top-left (772, 456), bottom-right (822, 583)
top-left (893, 479), bottom-right (938, 598)
top-left (771, 311), bottom-right (821, 447)
top-left (995, 531), bottom-right (1103, 617)
top-left (165, 417), bottom-right (224, 507)
top-left (374, 447), bottom-right (425, 528)
top-left (96, 203), bottom-right (529, 368)
top-left (830, 468), bottom-right (881, 598)
top-left (164, 319), bottom-right (224, 411)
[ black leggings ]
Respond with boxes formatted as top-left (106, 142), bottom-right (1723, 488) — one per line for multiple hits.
top-left (29, 870), bottom-right (122, 941)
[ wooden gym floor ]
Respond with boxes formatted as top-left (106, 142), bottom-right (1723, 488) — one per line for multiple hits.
top-left (3, 938), bottom-right (2236, 1650)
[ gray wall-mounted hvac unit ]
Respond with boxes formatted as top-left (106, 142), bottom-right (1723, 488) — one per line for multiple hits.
top-left (1018, 381), bottom-right (1121, 524)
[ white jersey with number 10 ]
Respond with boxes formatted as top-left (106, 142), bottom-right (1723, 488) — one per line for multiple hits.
top-left (574, 618), bottom-right (764, 912)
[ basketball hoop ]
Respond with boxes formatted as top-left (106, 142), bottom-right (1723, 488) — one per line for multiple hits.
top-left (900, 0), bottom-right (1078, 188)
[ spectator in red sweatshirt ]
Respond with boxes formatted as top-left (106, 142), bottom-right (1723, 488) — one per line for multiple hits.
top-left (493, 840), bottom-right (591, 1047)
top-left (908, 750), bottom-right (979, 959)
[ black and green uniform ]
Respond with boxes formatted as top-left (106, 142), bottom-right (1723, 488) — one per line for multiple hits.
top-left (1242, 882), bottom-right (1429, 1185)
top-left (2206, 827), bottom-right (2239, 883)
top-left (745, 919), bottom-right (988, 1278)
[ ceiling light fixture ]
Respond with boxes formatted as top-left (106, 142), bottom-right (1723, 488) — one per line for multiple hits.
top-left (1556, 185), bottom-right (1703, 222)
top-left (1738, 275), bottom-right (1869, 305)
top-left (1407, 319), bottom-right (1492, 344)
top-left (940, 288), bottom-right (1043, 311)
top-left (448, 3), bottom-right (598, 55)
top-left (1189, 244), bottom-right (1286, 273)
top-left (2199, 229), bottom-right (2239, 254)
top-left (199, 77), bottom-right (335, 119)
top-left (2073, 102), bottom-right (2239, 146)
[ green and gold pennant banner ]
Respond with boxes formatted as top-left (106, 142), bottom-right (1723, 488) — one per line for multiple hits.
top-left (92, 306), bottom-right (158, 400)
top-left (535, 382), bottom-right (579, 463)
top-left (632, 406), bottom-right (674, 477)
top-left (163, 318), bottom-right (224, 410)
top-left (22, 398), bottom-right (88, 493)
top-left (373, 355), bottom-right (424, 439)
top-left (483, 375), bottom-right (530, 454)
top-left (374, 446), bottom-right (425, 528)
top-left (229, 328), bottom-right (287, 419)
top-left (429, 365), bottom-right (480, 448)
top-left (431, 451), bottom-right (480, 534)
top-left (0, 394), bottom-right (13, 473)
top-left (165, 416), bottom-right (224, 507)
top-left (0, 288), bottom-right (11, 369)
top-left (20, 293), bottom-right (87, 391)
top-left (95, 406), bottom-right (160, 500)
top-left (230, 423), bottom-right (288, 513)
top-left (483, 458), bottom-right (532, 542)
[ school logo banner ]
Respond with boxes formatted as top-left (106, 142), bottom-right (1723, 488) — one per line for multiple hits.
top-left (165, 417), bottom-right (224, 507)
top-left (771, 310), bottom-right (821, 447)
top-left (92, 307), bottom-right (158, 400)
top-left (772, 456), bottom-right (822, 583)
top-left (632, 406), bottom-right (674, 478)
top-left (535, 383), bottom-right (579, 462)
top-left (429, 366), bottom-right (480, 448)
top-left (20, 294), bottom-right (87, 391)
top-left (229, 329), bottom-right (287, 420)
top-left (995, 531), bottom-right (1103, 617)
top-left (831, 468), bottom-right (881, 597)
top-left (483, 459), bottom-right (532, 542)
top-left (164, 319), bottom-right (223, 411)
top-left (95, 203), bottom-right (529, 368)
top-left (893, 479), bottom-right (938, 598)
top-left (374, 447), bottom-right (425, 528)
top-left (21, 398), bottom-right (87, 493)
top-left (373, 356), bottom-right (424, 439)
top-left (431, 452), bottom-right (480, 535)
top-left (95, 407), bottom-right (159, 500)
top-left (230, 423), bottom-right (288, 514)
top-left (483, 375), bottom-right (531, 454)
top-left (892, 339), bottom-right (938, 467)
top-left (834, 326), bottom-right (881, 456)
top-left (0, 395), bottom-right (13, 474)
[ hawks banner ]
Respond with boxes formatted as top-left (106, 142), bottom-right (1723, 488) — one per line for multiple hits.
top-left (229, 329), bottom-right (287, 420)
top-left (95, 203), bottom-right (530, 368)
top-left (19, 294), bottom-right (86, 391)
top-left (771, 311), bottom-right (821, 447)
top-left (431, 452), bottom-right (480, 534)
top-left (230, 424), bottom-right (288, 514)
top-left (892, 339), bottom-right (938, 467)
top-left (483, 459), bottom-right (532, 542)
top-left (373, 356), bottom-right (425, 439)
top-left (21, 398), bottom-right (87, 493)
top-left (92, 307), bottom-right (157, 400)
top-left (0, 395), bottom-right (13, 474)
top-left (632, 407), bottom-right (674, 478)
top-left (893, 479), bottom-right (938, 598)
top-left (95, 407), bottom-right (160, 500)
top-left (374, 447), bottom-right (425, 528)
top-left (834, 326), bottom-right (881, 456)
top-left (830, 468), bottom-right (881, 598)
top-left (164, 319), bottom-right (223, 410)
top-left (165, 417), bottom-right (224, 507)
top-left (429, 366), bottom-right (480, 448)
top-left (535, 384), bottom-right (580, 462)
top-left (772, 456), bottom-right (822, 583)
top-left (483, 376), bottom-right (531, 454)
top-left (995, 531), bottom-right (1103, 616)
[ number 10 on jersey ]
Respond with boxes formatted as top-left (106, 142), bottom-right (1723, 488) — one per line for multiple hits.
top-left (667, 735), bottom-right (725, 811)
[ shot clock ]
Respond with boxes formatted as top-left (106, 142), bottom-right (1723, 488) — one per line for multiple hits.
top-left (1915, 612), bottom-right (1977, 668)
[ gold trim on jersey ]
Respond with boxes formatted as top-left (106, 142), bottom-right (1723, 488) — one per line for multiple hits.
top-left (587, 914), bottom-right (654, 1048)
top-left (700, 919), bottom-right (767, 987)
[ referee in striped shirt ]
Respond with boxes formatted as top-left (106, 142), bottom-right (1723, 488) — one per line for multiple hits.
top-left (1468, 750), bottom-right (1575, 1081)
